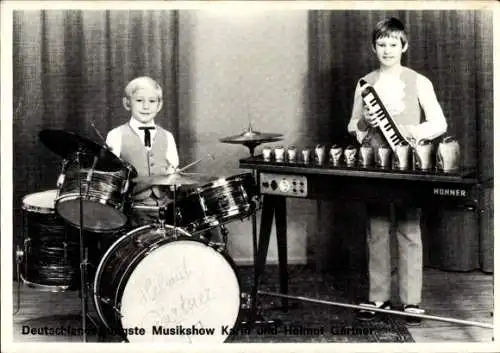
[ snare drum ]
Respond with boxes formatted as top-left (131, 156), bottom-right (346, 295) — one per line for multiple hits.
top-left (21, 190), bottom-right (80, 291)
top-left (55, 153), bottom-right (135, 232)
top-left (197, 173), bottom-right (257, 225)
top-left (93, 224), bottom-right (242, 343)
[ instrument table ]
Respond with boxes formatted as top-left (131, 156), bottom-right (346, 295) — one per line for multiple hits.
top-left (239, 155), bottom-right (480, 311)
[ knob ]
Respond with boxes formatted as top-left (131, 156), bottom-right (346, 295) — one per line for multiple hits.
top-left (270, 180), bottom-right (278, 190)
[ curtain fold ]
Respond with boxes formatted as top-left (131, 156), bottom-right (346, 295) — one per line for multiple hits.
top-left (13, 10), bottom-right (179, 247)
top-left (474, 11), bottom-right (494, 273)
top-left (307, 10), bottom-right (493, 273)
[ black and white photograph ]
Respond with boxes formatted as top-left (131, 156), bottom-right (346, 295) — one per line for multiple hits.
top-left (1, 1), bottom-right (497, 351)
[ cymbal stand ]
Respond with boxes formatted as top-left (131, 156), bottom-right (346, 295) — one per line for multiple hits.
top-left (242, 143), bottom-right (260, 273)
top-left (239, 143), bottom-right (280, 330)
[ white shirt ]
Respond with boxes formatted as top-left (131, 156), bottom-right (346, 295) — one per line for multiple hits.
top-left (105, 118), bottom-right (179, 170)
top-left (348, 70), bottom-right (447, 145)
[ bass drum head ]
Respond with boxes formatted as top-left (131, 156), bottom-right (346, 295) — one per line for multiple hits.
top-left (120, 239), bottom-right (241, 343)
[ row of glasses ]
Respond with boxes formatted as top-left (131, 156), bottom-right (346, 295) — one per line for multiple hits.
top-left (261, 137), bottom-right (460, 173)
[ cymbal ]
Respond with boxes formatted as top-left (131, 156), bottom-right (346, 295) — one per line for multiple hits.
top-left (133, 173), bottom-right (203, 186)
top-left (39, 129), bottom-right (124, 171)
top-left (219, 125), bottom-right (283, 145)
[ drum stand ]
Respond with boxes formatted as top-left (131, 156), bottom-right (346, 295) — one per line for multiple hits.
top-left (169, 184), bottom-right (179, 238)
top-left (75, 149), bottom-right (100, 342)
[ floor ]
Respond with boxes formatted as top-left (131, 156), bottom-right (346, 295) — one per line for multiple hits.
top-left (9, 266), bottom-right (493, 343)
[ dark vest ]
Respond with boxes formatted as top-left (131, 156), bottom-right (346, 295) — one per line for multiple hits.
top-left (362, 67), bottom-right (423, 148)
top-left (120, 123), bottom-right (170, 200)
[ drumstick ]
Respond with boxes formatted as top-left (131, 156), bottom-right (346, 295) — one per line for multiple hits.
top-left (131, 204), bottom-right (161, 211)
top-left (176, 154), bottom-right (215, 173)
top-left (90, 120), bottom-right (107, 144)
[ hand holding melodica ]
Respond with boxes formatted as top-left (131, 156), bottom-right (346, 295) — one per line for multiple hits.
top-left (363, 104), bottom-right (380, 127)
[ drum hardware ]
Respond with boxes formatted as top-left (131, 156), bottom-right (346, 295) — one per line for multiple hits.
top-left (171, 184), bottom-right (179, 238)
top-left (207, 224), bottom-right (229, 253)
top-left (84, 155), bottom-right (99, 194)
top-left (207, 239), bottom-right (226, 253)
top-left (97, 296), bottom-right (123, 318)
top-left (76, 148), bottom-right (91, 343)
top-left (157, 204), bottom-right (174, 239)
top-left (121, 166), bottom-right (133, 195)
top-left (14, 245), bottom-right (24, 314)
top-left (237, 292), bottom-right (284, 330)
top-left (56, 159), bottom-right (69, 193)
top-left (220, 223), bottom-right (229, 244)
top-left (220, 124), bottom-right (284, 328)
top-left (258, 291), bottom-right (494, 330)
top-left (131, 203), bottom-right (179, 238)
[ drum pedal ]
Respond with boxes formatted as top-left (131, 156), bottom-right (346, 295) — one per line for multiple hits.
top-left (239, 293), bottom-right (284, 330)
top-left (238, 309), bottom-right (283, 330)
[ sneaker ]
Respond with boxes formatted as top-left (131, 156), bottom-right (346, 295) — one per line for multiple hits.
top-left (404, 304), bottom-right (425, 326)
top-left (356, 300), bottom-right (391, 321)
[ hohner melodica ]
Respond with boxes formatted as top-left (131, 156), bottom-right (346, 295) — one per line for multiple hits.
top-left (359, 79), bottom-right (410, 151)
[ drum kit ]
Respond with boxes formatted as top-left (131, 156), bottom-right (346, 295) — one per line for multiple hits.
top-left (15, 124), bottom-right (284, 343)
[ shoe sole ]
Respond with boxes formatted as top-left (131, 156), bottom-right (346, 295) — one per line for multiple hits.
top-left (356, 316), bottom-right (376, 321)
top-left (405, 321), bottom-right (422, 327)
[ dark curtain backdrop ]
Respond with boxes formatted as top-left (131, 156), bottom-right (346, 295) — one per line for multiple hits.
top-left (13, 10), bottom-right (178, 252)
top-left (307, 10), bottom-right (493, 273)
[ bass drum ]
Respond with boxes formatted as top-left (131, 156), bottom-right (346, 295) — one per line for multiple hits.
top-left (93, 224), bottom-right (242, 343)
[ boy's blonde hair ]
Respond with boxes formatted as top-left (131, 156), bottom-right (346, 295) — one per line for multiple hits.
top-left (372, 17), bottom-right (408, 48)
top-left (124, 76), bottom-right (163, 100)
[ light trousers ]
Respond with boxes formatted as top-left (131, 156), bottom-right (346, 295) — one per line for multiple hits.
top-left (367, 204), bottom-right (423, 305)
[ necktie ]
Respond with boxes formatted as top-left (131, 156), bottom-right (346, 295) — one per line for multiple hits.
top-left (139, 126), bottom-right (155, 147)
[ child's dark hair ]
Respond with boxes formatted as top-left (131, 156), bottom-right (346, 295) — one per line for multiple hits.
top-left (372, 17), bottom-right (408, 48)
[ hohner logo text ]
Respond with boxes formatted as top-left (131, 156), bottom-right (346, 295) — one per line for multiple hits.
top-left (433, 188), bottom-right (467, 197)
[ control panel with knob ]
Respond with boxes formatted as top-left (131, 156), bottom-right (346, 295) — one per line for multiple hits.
top-left (260, 173), bottom-right (308, 197)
